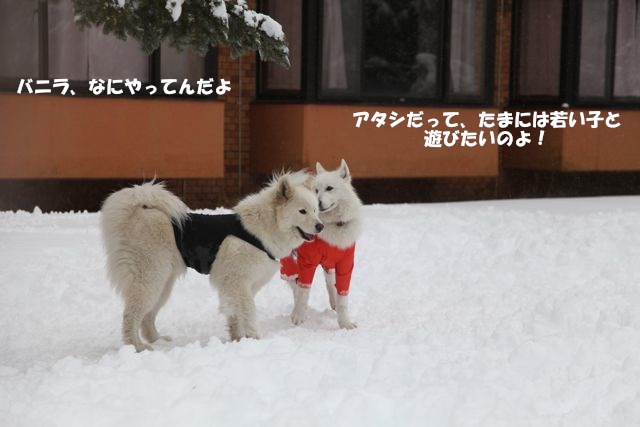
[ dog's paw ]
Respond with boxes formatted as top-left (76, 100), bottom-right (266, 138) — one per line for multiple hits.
top-left (134, 342), bottom-right (154, 352)
top-left (244, 331), bottom-right (261, 340)
top-left (231, 332), bottom-right (260, 341)
top-left (143, 333), bottom-right (172, 343)
top-left (290, 310), bottom-right (306, 326)
top-left (338, 320), bottom-right (357, 330)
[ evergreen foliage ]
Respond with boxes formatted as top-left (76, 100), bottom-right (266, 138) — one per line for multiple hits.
top-left (72, 0), bottom-right (290, 67)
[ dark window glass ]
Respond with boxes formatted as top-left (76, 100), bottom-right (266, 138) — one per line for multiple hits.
top-left (516, 0), bottom-right (562, 97)
top-left (516, 0), bottom-right (640, 104)
top-left (320, 0), bottom-right (362, 96)
top-left (48, 0), bottom-right (87, 80)
top-left (614, 0), bottom-right (640, 98)
top-left (363, 0), bottom-right (442, 99)
top-left (2, 0), bottom-right (215, 94)
top-left (262, 0), bottom-right (302, 91)
top-left (316, 0), bottom-right (490, 102)
top-left (48, 0), bottom-right (148, 81)
top-left (449, 0), bottom-right (487, 98)
top-left (87, 30), bottom-right (149, 81)
top-left (0, 0), bottom-right (39, 79)
top-left (160, 42), bottom-right (206, 86)
top-left (578, 0), bottom-right (610, 99)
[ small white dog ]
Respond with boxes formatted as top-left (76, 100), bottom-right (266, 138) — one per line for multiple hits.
top-left (280, 159), bottom-right (363, 329)
top-left (101, 172), bottom-right (322, 351)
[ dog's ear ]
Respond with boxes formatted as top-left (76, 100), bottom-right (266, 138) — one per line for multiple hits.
top-left (338, 159), bottom-right (351, 181)
top-left (303, 174), bottom-right (315, 190)
top-left (276, 175), bottom-right (294, 202)
top-left (316, 162), bottom-right (326, 174)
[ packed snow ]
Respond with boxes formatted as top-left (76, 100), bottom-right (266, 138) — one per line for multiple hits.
top-left (232, 1), bottom-right (285, 41)
top-left (210, 0), bottom-right (228, 24)
top-left (163, 0), bottom-right (284, 41)
top-left (2, 197), bottom-right (640, 426)
top-left (165, 0), bottom-right (185, 22)
top-left (256, 14), bottom-right (285, 41)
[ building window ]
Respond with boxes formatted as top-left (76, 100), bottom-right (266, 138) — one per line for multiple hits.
top-left (513, 0), bottom-right (640, 105)
top-left (0, 0), bottom-right (216, 96)
top-left (48, 0), bottom-right (149, 82)
top-left (321, 0), bottom-right (493, 102)
top-left (614, 0), bottom-right (640, 99)
top-left (0, 0), bottom-right (40, 80)
top-left (320, 0), bottom-right (362, 97)
top-left (259, 0), bottom-right (303, 95)
top-left (448, 0), bottom-right (490, 99)
top-left (258, 0), bottom-right (495, 105)
top-left (578, 0), bottom-right (611, 99)
top-left (160, 42), bottom-right (210, 88)
top-left (514, 0), bottom-right (563, 98)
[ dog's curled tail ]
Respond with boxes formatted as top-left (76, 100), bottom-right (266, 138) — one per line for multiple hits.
top-left (101, 181), bottom-right (189, 231)
top-left (100, 182), bottom-right (189, 294)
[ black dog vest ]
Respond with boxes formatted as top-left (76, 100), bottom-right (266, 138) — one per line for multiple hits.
top-left (172, 213), bottom-right (275, 274)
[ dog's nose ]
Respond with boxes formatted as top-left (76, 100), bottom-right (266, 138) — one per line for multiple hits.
top-left (315, 223), bottom-right (324, 233)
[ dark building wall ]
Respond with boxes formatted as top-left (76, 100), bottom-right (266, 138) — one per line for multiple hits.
top-left (2, 0), bottom-right (640, 213)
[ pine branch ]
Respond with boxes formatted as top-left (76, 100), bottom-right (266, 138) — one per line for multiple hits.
top-left (72, 0), bottom-right (290, 67)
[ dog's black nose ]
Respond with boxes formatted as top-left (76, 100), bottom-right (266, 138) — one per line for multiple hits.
top-left (315, 223), bottom-right (324, 232)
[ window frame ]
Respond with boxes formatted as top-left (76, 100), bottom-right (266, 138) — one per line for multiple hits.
top-left (256, 0), bottom-right (496, 107)
top-left (0, 0), bottom-right (218, 100)
top-left (255, 0), bottom-right (307, 101)
top-left (511, 0), bottom-right (640, 108)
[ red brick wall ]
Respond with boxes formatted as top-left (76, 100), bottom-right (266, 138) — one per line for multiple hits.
top-left (167, 1), bottom-right (259, 210)
top-left (219, 43), bottom-right (257, 200)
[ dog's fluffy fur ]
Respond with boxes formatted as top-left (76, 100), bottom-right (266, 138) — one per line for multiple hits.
top-left (289, 159), bottom-right (363, 328)
top-left (101, 172), bottom-right (321, 351)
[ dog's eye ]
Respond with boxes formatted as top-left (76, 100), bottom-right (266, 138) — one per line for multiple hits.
top-left (299, 209), bottom-right (307, 214)
top-left (315, 189), bottom-right (319, 194)
top-left (326, 186), bottom-right (333, 191)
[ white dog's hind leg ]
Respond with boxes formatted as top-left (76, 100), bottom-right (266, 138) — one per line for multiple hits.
top-left (323, 269), bottom-right (337, 310)
top-left (218, 283), bottom-right (260, 341)
top-left (336, 295), bottom-right (357, 329)
top-left (291, 285), bottom-right (311, 325)
top-left (121, 260), bottom-right (173, 352)
top-left (141, 271), bottom-right (178, 343)
top-left (122, 289), bottom-right (157, 352)
top-left (239, 297), bottom-right (260, 340)
top-left (227, 315), bottom-right (246, 340)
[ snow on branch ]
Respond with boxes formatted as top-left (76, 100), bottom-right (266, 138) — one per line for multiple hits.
top-left (72, 0), bottom-right (290, 67)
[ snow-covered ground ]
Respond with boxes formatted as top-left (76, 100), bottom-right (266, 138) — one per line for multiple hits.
top-left (2, 197), bottom-right (640, 426)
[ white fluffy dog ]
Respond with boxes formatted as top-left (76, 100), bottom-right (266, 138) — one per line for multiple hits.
top-left (101, 172), bottom-right (322, 351)
top-left (280, 160), bottom-right (363, 328)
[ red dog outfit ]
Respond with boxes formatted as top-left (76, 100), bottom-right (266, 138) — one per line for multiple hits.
top-left (280, 237), bottom-right (355, 296)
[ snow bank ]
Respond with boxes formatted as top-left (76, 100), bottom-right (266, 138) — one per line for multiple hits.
top-left (1, 197), bottom-right (640, 426)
